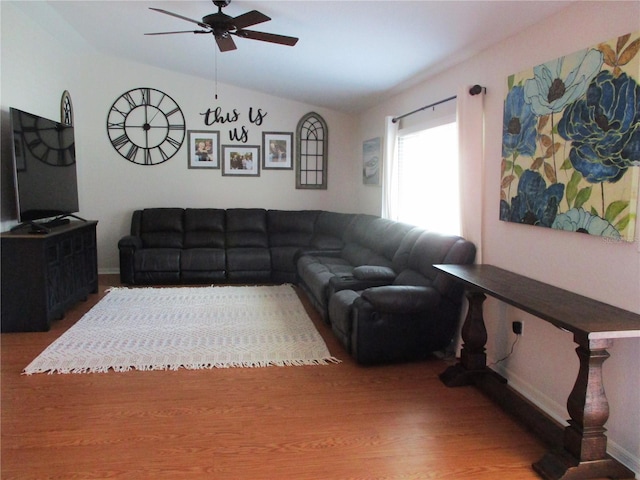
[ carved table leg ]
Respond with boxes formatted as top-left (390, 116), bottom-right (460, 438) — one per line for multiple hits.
top-left (439, 291), bottom-right (487, 387)
top-left (533, 337), bottom-right (635, 479)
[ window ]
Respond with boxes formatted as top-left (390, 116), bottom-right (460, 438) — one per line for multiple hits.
top-left (395, 117), bottom-right (459, 235)
top-left (296, 112), bottom-right (328, 189)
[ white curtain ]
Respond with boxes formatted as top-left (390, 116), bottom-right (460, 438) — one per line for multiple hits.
top-left (457, 86), bottom-right (485, 263)
top-left (381, 115), bottom-right (399, 220)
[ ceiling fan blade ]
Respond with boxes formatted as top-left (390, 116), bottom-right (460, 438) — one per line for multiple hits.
top-left (149, 7), bottom-right (210, 29)
top-left (231, 10), bottom-right (271, 30)
top-left (145, 30), bottom-right (209, 36)
top-left (216, 34), bottom-right (237, 52)
top-left (234, 29), bottom-right (299, 46)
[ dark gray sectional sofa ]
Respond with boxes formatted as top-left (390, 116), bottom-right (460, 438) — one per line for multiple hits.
top-left (118, 208), bottom-right (476, 364)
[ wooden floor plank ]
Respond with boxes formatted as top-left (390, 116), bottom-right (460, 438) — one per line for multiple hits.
top-left (2, 275), bottom-right (547, 479)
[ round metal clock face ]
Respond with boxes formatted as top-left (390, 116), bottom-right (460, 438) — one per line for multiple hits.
top-left (106, 87), bottom-right (185, 165)
top-left (21, 111), bottom-right (75, 166)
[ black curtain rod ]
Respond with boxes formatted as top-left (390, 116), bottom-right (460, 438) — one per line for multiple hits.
top-left (392, 84), bottom-right (485, 124)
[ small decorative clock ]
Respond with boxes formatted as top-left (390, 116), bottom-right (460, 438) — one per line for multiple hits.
top-left (106, 87), bottom-right (185, 165)
top-left (61, 90), bottom-right (73, 126)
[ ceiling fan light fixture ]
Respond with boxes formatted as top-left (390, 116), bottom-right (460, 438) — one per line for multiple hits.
top-left (147, 0), bottom-right (299, 52)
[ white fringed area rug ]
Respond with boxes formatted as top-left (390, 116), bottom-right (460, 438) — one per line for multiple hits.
top-left (23, 284), bottom-right (340, 375)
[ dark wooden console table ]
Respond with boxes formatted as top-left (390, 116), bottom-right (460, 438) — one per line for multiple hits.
top-left (1, 221), bottom-right (98, 332)
top-left (435, 264), bottom-right (639, 480)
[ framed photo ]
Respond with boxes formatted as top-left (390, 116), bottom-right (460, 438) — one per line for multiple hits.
top-left (222, 145), bottom-right (260, 176)
top-left (362, 137), bottom-right (381, 185)
top-left (187, 130), bottom-right (220, 169)
top-left (262, 132), bottom-right (293, 169)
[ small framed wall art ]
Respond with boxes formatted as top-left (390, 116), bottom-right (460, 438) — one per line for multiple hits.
top-left (188, 130), bottom-right (220, 169)
top-left (262, 132), bottom-right (293, 169)
top-left (362, 137), bottom-right (381, 185)
top-left (222, 145), bottom-right (260, 176)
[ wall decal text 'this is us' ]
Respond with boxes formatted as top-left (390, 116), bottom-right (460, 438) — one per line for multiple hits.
top-left (200, 107), bottom-right (268, 143)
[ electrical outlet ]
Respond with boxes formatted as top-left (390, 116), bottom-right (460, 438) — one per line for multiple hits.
top-left (512, 321), bottom-right (523, 335)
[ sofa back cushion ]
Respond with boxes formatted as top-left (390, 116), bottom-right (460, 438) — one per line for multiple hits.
top-left (375, 219), bottom-right (415, 259)
top-left (139, 208), bottom-right (184, 248)
top-left (184, 208), bottom-right (226, 249)
top-left (267, 210), bottom-right (318, 247)
top-left (341, 215), bottom-right (414, 267)
top-left (391, 227), bottom-right (425, 273)
top-left (395, 232), bottom-right (476, 298)
top-left (312, 211), bottom-right (352, 249)
top-left (225, 208), bottom-right (268, 248)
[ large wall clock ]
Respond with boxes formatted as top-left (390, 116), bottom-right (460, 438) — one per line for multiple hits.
top-left (21, 110), bottom-right (75, 166)
top-left (106, 87), bottom-right (185, 165)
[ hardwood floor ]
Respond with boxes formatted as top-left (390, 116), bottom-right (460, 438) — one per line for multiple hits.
top-left (2, 275), bottom-right (548, 479)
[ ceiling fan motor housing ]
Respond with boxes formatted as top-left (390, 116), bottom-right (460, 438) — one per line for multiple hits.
top-left (203, 12), bottom-right (233, 32)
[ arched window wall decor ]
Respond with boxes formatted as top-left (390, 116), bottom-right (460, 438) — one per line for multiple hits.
top-left (296, 112), bottom-right (328, 189)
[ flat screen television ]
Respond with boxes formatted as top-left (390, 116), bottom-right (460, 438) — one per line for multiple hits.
top-left (9, 107), bottom-right (80, 229)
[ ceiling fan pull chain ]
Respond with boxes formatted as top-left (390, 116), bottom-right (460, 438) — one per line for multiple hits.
top-left (214, 47), bottom-right (218, 100)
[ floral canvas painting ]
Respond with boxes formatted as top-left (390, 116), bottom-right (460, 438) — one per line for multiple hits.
top-left (500, 32), bottom-right (640, 242)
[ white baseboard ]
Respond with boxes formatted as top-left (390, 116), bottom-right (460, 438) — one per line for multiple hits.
top-left (495, 365), bottom-right (639, 476)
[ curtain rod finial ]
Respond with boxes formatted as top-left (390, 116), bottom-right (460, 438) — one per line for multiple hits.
top-left (469, 84), bottom-right (485, 96)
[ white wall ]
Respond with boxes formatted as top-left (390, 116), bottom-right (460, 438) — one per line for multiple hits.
top-left (358, 1), bottom-right (640, 473)
top-left (1, 2), bottom-right (359, 272)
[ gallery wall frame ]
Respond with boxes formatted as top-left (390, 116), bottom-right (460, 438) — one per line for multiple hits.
top-left (262, 132), bottom-right (293, 170)
top-left (221, 145), bottom-right (260, 177)
top-left (187, 130), bottom-right (220, 169)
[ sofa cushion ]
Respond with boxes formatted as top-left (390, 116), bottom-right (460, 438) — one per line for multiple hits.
top-left (297, 254), bottom-right (354, 307)
top-left (396, 232), bottom-right (465, 285)
top-left (391, 227), bottom-right (424, 273)
top-left (181, 247), bottom-right (226, 283)
top-left (184, 208), bottom-right (225, 248)
top-left (329, 289), bottom-right (361, 350)
top-left (139, 208), bottom-right (184, 248)
top-left (180, 248), bottom-right (226, 272)
top-left (267, 210), bottom-right (318, 247)
top-left (311, 211), bottom-right (352, 249)
top-left (134, 248), bottom-right (181, 272)
top-left (340, 215), bottom-right (403, 267)
top-left (226, 209), bottom-right (268, 248)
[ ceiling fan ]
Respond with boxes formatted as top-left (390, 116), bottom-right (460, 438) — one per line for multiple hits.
top-left (145, 0), bottom-right (299, 52)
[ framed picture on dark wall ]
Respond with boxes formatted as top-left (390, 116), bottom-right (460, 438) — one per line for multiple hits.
top-left (188, 130), bottom-right (220, 169)
top-left (262, 132), bottom-right (293, 169)
top-left (222, 145), bottom-right (260, 176)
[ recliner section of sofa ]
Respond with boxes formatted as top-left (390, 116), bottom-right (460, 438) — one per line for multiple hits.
top-left (226, 208), bottom-right (271, 283)
top-left (328, 231), bottom-right (476, 364)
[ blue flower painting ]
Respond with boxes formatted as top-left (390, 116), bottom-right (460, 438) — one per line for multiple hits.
top-left (501, 32), bottom-right (640, 242)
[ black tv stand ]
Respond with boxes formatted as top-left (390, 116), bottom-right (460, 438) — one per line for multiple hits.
top-left (1, 221), bottom-right (98, 332)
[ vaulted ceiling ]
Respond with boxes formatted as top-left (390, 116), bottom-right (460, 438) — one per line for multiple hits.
top-left (12, 1), bottom-right (574, 113)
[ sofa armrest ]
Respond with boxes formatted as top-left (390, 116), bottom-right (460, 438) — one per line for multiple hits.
top-left (118, 235), bottom-right (143, 251)
top-left (360, 285), bottom-right (440, 314)
top-left (353, 265), bottom-right (396, 282)
top-left (118, 235), bottom-right (142, 285)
